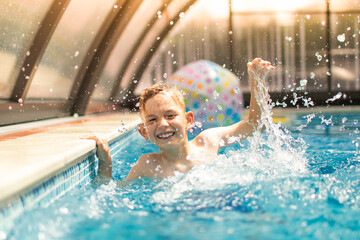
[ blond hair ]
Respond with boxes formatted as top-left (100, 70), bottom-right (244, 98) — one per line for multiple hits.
top-left (139, 84), bottom-right (185, 117)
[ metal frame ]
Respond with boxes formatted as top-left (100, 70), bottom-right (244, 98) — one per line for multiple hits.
top-left (109, 0), bottom-right (174, 101)
top-left (71, 0), bottom-right (143, 115)
top-left (113, 0), bottom-right (198, 108)
top-left (68, 0), bottom-right (127, 103)
top-left (0, 0), bottom-right (71, 126)
top-left (325, 0), bottom-right (332, 92)
top-left (10, 0), bottom-right (71, 102)
top-left (1, 0), bottom-right (360, 126)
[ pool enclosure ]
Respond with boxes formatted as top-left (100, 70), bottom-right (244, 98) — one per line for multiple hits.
top-left (1, 1), bottom-right (360, 238)
top-left (1, 0), bottom-right (360, 126)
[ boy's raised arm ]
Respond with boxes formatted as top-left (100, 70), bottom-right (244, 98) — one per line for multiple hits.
top-left (222, 58), bottom-right (274, 146)
top-left (197, 58), bottom-right (274, 149)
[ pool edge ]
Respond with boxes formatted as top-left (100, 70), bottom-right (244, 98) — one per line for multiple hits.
top-left (0, 113), bottom-right (140, 223)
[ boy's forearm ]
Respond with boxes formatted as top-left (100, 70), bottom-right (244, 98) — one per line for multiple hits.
top-left (82, 135), bottom-right (113, 179)
top-left (248, 76), bottom-right (262, 127)
top-left (97, 150), bottom-right (112, 178)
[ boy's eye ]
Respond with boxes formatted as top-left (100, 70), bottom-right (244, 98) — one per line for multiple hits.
top-left (147, 118), bottom-right (156, 123)
top-left (166, 114), bottom-right (176, 119)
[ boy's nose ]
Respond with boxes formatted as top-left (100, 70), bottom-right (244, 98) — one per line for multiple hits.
top-left (158, 117), bottom-right (169, 127)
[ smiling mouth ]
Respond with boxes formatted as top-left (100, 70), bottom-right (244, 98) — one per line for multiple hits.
top-left (157, 132), bottom-right (175, 139)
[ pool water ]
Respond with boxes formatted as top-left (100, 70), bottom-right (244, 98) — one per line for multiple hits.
top-left (2, 111), bottom-right (360, 239)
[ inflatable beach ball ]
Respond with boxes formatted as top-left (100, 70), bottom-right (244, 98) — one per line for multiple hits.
top-left (169, 60), bottom-right (243, 128)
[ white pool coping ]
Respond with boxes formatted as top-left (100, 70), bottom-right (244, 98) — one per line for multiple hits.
top-left (0, 112), bottom-right (141, 207)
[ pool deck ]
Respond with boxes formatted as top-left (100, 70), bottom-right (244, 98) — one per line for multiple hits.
top-left (0, 106), bottom-right (360, 208)
top-left (0, 112), bottom-right (141, 207)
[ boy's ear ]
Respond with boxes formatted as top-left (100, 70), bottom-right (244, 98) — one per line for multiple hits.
top-left (185, 111), bottom-right (195, 130)
top-left (137, 123), bottom-right (149, 140)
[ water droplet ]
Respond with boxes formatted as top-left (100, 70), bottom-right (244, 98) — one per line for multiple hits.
top-left (195, 121), bottom-right (202, 128)
top-left (300, 79), bottom-right (308, 87)
top-left (163, 73), bottom-right (168, 79)
top-left (306, 14), bottom-right (311, 20)
top-left (337, 33), bottom-right (346, 42)
top-left (74, 65), bottom-right (78, 69)
top-left (310, 72), bottom-right (315, 79)
top-left (337, 83), bottom-right (341, 88)
top-left (156, 37), bottom-right (160, 40)
top-left (213, 90), bottom-right (219, 100)
top-left (179, 12), bottom-right (185, 18)
top-left (26, 51), bottom-right (30, 56)
top-left (59, 207), bottom-right (70, 215)
top-left (342, 117), bottom-right (347, 124)
top-left (170, 21), bottom-right (174, 25)
top-left (234, 86), bottom-right (240, 93)
top-left (315, 52), bottom-right (322, 61)
top-left (74, 51), bottom-right (79, 57)
top-left (113, 4), bottom-right (118, 9)
top-left (8, 106), bottom-right (12, 110)
top-left (49, 88), bottom-right (53, 92)
top-left (18, 98), bottom-right (23, 103)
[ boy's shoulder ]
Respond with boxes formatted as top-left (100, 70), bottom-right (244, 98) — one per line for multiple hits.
top-left (137, 152), bottom-right (162, 166)
top-left (125, 153), bottom-right (163, 180)
top-left (191, 127), bottom-right (224, 147)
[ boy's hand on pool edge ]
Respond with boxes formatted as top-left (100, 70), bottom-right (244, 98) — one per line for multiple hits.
top-left (81, 135), bottom-right (112, 178)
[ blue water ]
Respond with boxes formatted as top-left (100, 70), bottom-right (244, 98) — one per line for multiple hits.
top-left (3, 111), bottom-right (360, 239)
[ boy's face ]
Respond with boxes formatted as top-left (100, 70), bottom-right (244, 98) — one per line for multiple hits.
top-left (138, 93), bottom-right (194, 149)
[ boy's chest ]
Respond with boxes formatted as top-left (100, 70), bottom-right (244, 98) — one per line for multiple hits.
top-left (188, 146), bottom-right (218, 164)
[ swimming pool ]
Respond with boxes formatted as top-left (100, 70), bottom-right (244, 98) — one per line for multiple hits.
top-left (1, 109), bottom-right (360, 239)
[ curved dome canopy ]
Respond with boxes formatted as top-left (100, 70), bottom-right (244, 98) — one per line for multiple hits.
top-left (0, 0), bottom-right (359, 125)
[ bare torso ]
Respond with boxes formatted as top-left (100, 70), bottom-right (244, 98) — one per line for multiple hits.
top-left (125, 131), bottom-right (220, 180)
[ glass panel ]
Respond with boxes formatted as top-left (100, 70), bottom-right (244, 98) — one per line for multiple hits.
top-left (135, 0), bottom-right (229, 94)
top-left (232, 13), bottom-right (329, 93)
top-left (330, 14), bottom-right (360, 91)
top-left (232, 0), bottom-right (326, 12)
top-left (330, 0), bottom-right (360, 11)
top-left (27, 0), bottom-right (117, 99)
top-left (90, 0), bottom-right (165, 101)
top-left (0, 0), bottom-right (53, 98)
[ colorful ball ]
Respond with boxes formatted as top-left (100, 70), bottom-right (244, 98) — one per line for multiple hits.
top-left (169, 60), bottom-right (243, 129)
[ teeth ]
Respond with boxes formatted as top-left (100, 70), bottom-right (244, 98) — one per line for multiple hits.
top-left (158, 132), bottom-right (174, 139)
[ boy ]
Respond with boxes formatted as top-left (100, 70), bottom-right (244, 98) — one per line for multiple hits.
top-left (86, 58), bottom-right (274, 183)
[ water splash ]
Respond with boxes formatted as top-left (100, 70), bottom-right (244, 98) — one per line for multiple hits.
top-left (250, 67), bottom-right (308, 172)
top-left (326, 92), bottom-right (342, 103)
top-left (152, 65), bottom-right (308, 208)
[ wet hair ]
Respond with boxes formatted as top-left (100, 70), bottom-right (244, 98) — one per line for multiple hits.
top-left (139, 84), bottom-right (185, 118)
